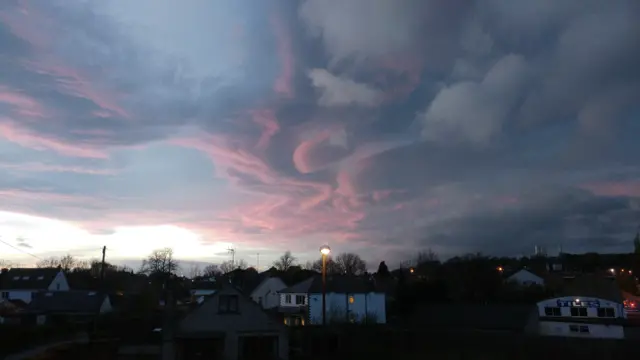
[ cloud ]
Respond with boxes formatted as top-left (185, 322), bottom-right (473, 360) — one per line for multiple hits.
top-left (0, 0), bottom-right (639, 268)
top-left (308, 69), bottom-right (382, 107)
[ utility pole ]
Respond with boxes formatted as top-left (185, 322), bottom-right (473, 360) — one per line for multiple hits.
top-left (100, 246), bottom-right (106, 282)
top-left (257, 253), bottom-right (260, 271)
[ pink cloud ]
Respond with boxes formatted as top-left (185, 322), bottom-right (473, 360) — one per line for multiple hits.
top-left (0, 161), bottom-right (117, 175)
top-left (251, 109), bottom-right (280, 150)
top-left (21, 60), bottom-right (131, 120)
top-left (0, 188), bottom-right (97, 204)
top-left (0, 120), bottom-right (108, 158)
top-left (0, 87), bottom-right (47, 118)
top-left (581, 180), bottom-right (640, 198)
top-left (270, 13), bottom-right (295, 98)
top-left (292, 126), bottom-right (350, 174)
top-left (376, 53), bottom-right (423, 102)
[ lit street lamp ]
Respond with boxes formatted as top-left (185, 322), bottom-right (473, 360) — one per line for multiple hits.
top-left (320, 245), bottom-right (331, 326)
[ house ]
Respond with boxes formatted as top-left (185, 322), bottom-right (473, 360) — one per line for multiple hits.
top-left (177, 284), bottom-right (289, 360)
top-left (536, 274), bottom-right (627, 339)
top-left (190, 279), bottom-right (218, 304)
top-left (0, 268), bottom-right (69, 303)
top-left (278, 275), bottom-right (386, 326)
top-left (506, 268), bottom-right (545, 287)
top-left (27, 290), bottom-right (112, 325)
top-left (249, 276), bottom-right (287, 309)
top-left (410, 304), bottom-right (539, 334)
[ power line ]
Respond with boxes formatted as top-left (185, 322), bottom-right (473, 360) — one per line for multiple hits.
top-left (0, 236), bottom-right (42, 260)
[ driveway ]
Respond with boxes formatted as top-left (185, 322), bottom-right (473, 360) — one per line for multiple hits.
top-left (5, 333), bottom-right (89, 360)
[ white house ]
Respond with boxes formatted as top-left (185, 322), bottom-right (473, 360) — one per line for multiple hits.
top-left (250, 276), bottom-right (287, 309)
top-left (0, 268), bottom-right (70, 303)
top-left (506, 269), bottom-right (545, 287)
top-left (536, 275), bottom-right (626, 339)
top-left (278, 275), bottom-right (386, 326)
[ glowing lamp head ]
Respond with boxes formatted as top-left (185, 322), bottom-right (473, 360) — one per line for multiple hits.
top-left (320, 245), bottom-right (331, 256)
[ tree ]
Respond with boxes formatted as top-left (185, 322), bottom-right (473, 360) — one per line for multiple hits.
top-left (334, 253), bottom-right (367, 275)
top-left (376, 261), bottom-right (390, 277)
top-left (0, 259), bottom-right (14, 268)
top-left (202, 264), bottom-right (221, 277)
top-left (36, 254), bottom-right (78, 271)
top-left (219, 259), bottom-right (248, 274)
top-left (139, 248), bottom-right (179, 276)
top-left (634, 232), bottom-right (640, 254)
top-left (273, 251), bottom-right (297, 271)
top-left (187, 265), bottom-right (202, 279)
top-left (311, 256), bottom-right (341, 275)
top-left (416, 249), bottom-right (439, 264)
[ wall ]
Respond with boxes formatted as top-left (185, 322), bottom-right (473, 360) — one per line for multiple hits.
top-left (252, 278), bottom-right (287, 309)
top-left (308, 293), bottom-right (386, 325)
top-left (508, 270), bottom-right (545, 286)
top-left (280, 293), bottom-right (308, 307)
top-left (538, 321), bottom-right (624, 339)
top-left (536, 297), bottom-right (626, 318)
top-left (47, 272), bottom-right (70, 291)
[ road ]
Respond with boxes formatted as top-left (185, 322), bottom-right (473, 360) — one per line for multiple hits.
top-left (4, 333), bottom-right (89, 360)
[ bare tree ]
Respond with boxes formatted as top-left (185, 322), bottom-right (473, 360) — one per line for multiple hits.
top-left (36, 257), bottom-right (60, 269)
top-left (0, 259), bottom-right (14, 268)
top-left (311, 256), bottom-right (341, 275)
top-left (187, 264), bottom-right (202, 279)
top-left (334, 253), bottom-right (367, 275)
top-left (219, 259), bottom-right (248, 274)
top-left (273, 251), bottom-right (297, 271)
top-left (202, 264), bottom-right (221, 277)
top-left (416, 249), bottom-right (439, 265)
top-left (301, 261), bottom-right (315, 271)
top-left (139, 248), bottom-right (179, 275)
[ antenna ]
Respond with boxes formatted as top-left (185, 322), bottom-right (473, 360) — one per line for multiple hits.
top-left (227, 247), bottom-right (236, 268)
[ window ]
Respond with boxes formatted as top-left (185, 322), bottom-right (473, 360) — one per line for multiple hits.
top-left (258, 297), bottom-right (263, 305)
top-left (37, 276), bottom-right (44, 280)
top-left (597, 307), bottom-right (615, 318)
top-left (285, 294), bottom-right (292, 304)
top-left (218, 295), bottom-right (239, 314)
top-left (56, 283), bottom-right (60, 290)
top-left (1, 292), bottom-right (8, 299)
top-left (544, 307), bottom-right (561, 316)
top-left (579, 325), bottom-right (589, 333)
top-left (12, 276), bottom-right (19, 280)
top-left (349, 296), bottom-right (355, 304)
top-left (569, 325), bottom-right (579, 332)
top-left (22, 276), bottom-right (29, 280)
top-left (570, 307), bottom-right (587, 317)
top-left (295, 295), bottom-right (305, 305)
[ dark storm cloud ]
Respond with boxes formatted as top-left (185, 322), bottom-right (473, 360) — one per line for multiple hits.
top-left (1, 0), bottom-right (639, 265)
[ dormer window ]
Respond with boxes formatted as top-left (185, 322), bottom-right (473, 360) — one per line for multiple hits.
top-left (218, 295), bottom-right (239, 314)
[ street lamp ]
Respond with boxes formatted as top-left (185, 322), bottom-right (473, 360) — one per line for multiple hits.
top-left (319, 245), bottom-right (331, 326)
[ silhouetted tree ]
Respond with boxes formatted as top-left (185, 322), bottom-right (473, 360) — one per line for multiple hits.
top-left (273, 251), bottom-right (297, 271)
top-left (311, 256), bottom-right (340, 275)
top-left (377, 261), bottom-right (390, 277)
top-left (36, 254), bottom-right (78, 271)
top-left (634, 232), bottom-right (640, 254)
top-left (139, 248), bottom-right (179, 276)
top-left (334, 253), bottom-right (367, 275)
top-left (219, 259), bottom-right (248, 274)
top-left (202, 264), bottom-right (221, 277)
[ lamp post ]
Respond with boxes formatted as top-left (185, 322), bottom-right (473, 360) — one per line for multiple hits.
top-left (320, 244), bottom-right (331, 326)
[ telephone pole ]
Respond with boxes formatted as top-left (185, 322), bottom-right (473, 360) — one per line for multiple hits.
top-left (257, 253), bottom-right (260, 271)
top-left (100, 246), bottom-right (106, 281)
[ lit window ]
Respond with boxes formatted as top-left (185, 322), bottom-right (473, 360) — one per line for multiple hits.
top-left (284, 318), bottom-right (289, 325)
top-left (349, 296), bottom-right (355, 304)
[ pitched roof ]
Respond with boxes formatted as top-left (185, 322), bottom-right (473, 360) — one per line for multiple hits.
top-left (279, 275), bottom-right (377, 294)
top-left (28, 291), bottom-right (108, 314)
top-left (557, 274), bottom-right (623, 303)
top-left (179, 284), bottom-right (286, 336)
top-left (0, 268), bottom-right (61, 290)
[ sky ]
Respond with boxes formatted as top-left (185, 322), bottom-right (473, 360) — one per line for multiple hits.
top-left (0, 0), bottom-right (639, 270)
